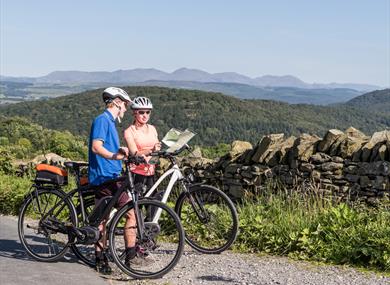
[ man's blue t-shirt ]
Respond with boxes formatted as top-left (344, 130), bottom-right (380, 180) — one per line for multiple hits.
top-left (88, 110), bottom-right (122, 185)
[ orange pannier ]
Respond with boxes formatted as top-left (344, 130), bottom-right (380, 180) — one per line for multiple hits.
top-left (79, 176), bottom-right (89, 186)
top-left (35, 164), bottom-right (68, 185)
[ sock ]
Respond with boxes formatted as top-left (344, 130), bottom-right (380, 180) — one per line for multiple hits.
top-left (126, 247), bottom-right (136, 260)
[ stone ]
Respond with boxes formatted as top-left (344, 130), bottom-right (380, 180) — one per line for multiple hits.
top-left (345, 174), bottom-right (360, 183)
top-left (252, 134), bottom-right (284, 163)
top-left (317, 129), bottom-right (345, 153)
top-left (361, 130), bottom-right (390, 162)
top-left (329, 134), bottom-right (347, 156)
top-left (295, 134), bottom-right (321, 162)
top-left (251, 164), bottom-right (269, 174)
top-left (311, 170), bottom-right (321, 181)
top-left (369, 143), bottom-right (383, 162)
top-left (344, 165), bottom-right (358, 174)
top-left (275, 136), bottom-right (297, 164)
top-left (339, 136), bottom-right (365, 158)
top-left (310, 153), bottom-right (331, 164)
top-left (241, 171), bottom-right (253, 179)
top-left (299, 163), bottom-right (315, 172)
top-left (230, 140), bottom-right (253, 157)
top-left (321, 162), bottom-right (344, 172)
top-left (224, 163), bottom-right (242, 174)
top-left (272, 165), bottom-right (290, 174)
top-left (188, 146), bottom-right (202, 158)
top-left (361, 144), bottom-right (372, 162)
top-left (373, 176), bottom-right (386, 190)
top-left (360, 176), bottom-right (371, 188)
top-left (345, 127), bottom-right (367, 139)
top-left (30, 153), bottom-right (68, 165)
top-left (373, 144), bottom-right (387, 161)
top-left (332, 179), bottom-right (349, 185)
top-left (331, 156), bottom-right (344, 163)
top-left (352, 149), bottom-right (362, 162)
top-left (370, 130), bottom-right (390, 145)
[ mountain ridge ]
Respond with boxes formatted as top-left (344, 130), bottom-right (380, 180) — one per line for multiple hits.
top-left (1, 67), bottom-right (382, 92)
top-left (0, 86), bottom-right (388, 145)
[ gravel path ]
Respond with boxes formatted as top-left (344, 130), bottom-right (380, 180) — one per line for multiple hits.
top-left (2, 215), bottom-right (389, 285)
top-left (104, 247), bottom-right (389, 285)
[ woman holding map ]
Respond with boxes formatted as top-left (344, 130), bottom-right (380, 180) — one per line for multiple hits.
top-left (124, 97), bottom-right (161, 190)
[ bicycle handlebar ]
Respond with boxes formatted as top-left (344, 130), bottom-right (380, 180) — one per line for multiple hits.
top-left (150, 144), bottom-right (190, 158)
top-left (124, 155), bottom-right (147, 165)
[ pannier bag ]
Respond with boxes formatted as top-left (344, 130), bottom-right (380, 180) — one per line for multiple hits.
top-left (35, 164), bottom-right (68, 185)
top-left (79, 176), bottom-right (89, 186)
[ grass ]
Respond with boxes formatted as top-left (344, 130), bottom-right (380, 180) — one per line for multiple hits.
top-left (234, 185), bottom-right (390, 272)
top-left (1, 172), bottom-right (389, 272)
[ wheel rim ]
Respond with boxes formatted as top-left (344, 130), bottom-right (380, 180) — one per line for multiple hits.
top-left (110, 200), bottom-right (184, 279)
top-left (19, 190), bottom-right (74, 260)
top-left (178, 186), bottom-right (238, 253)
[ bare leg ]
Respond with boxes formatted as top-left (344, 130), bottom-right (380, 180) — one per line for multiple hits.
top-left (124, 209), bottom-right (137, 247)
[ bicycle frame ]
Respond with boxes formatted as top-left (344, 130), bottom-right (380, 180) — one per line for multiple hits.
top-left (143, 164), bottom-right (184, 223)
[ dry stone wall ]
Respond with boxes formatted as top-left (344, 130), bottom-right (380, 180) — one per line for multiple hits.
top-left (178, 128), bottom-right (390, 204)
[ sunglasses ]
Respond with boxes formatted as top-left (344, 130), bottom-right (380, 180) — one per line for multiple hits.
top-left (137, 110), bottom-right (151, 115)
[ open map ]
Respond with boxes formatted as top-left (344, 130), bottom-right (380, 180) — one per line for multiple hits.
top-left (162, 128), bottom-right (196, 152)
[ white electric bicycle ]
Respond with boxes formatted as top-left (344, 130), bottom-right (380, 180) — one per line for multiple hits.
top-left (72, 144), bottom-right (238, 267)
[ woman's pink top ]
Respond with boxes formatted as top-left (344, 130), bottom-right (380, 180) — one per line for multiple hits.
top-left (124, 124), bottom-right (158, 176)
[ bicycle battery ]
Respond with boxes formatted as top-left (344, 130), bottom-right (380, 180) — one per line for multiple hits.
top-left (88, 196), bottom-right (112, 222)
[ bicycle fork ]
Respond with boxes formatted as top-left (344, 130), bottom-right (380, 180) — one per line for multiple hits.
top-left (182, 183), bottom-right (210, 223)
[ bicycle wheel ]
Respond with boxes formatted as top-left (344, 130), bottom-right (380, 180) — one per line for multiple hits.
top-left (109, 199), bottom-right (184, 279)
top-left (70, 196), bottom-right (96, 267)
top-left (18, 188), bottom-right (77, 262)
top-left (175, 184), bottom-right (238, 254)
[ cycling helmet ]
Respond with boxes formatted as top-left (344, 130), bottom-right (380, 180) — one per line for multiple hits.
top-left (131, 97), bottom-right (153, 109)
top-left (102, 87), bottom-right (131, 104)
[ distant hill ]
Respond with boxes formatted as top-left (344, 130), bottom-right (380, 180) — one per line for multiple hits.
top-left (134, 81), bottom-right (362, 105)
top-left (1, 67), bottom-right (381, 92)
top-left (0, 86), bottom-right (388, 146)
top-left (346, 89), bottom-right (390, 113)
top-left (0, 79), bottom-right (365, 106)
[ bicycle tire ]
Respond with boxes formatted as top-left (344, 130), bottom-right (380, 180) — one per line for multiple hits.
top-left (109, 199), bottom-right (185, 279)
top-left (175, 184), bottom-right (238, 254)
top-left (18, 188), bottom-right (77, 262)
top-left (70, 196), bottom-right (96, 267)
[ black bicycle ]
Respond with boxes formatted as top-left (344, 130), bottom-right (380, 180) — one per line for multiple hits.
top-left (18, 156), bottom-right (185, 279)
top-left (73, 144), bottom-right (239, 265)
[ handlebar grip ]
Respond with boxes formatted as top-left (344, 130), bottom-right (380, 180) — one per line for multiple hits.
top-left (126, 155), bottom-right (147, 165)
top-left (150, 151), bottom-right (167, 157)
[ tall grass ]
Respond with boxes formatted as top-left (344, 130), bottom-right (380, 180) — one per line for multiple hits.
top-left (236, 183), bottom-right (390, 272)
top-left (1, 173), bottom-right (389, 271)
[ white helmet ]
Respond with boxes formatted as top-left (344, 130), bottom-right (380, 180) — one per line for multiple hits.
top-left (131, 97), bottom-right (153, 109)
top-left (102, 87), bottom-right (131, 104)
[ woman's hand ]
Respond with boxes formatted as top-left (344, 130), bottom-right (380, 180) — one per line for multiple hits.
top-left (153, 142), bottom-right (162, 151)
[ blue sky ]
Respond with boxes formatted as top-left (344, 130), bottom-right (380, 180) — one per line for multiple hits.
top-left (1, 0), bottom-right (389, 86)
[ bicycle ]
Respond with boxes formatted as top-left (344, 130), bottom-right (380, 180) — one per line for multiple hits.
top-left (18, 156), bottom-right (185, 279)
top-left (145, 144), bottom-right (239, 254)
top-left (71, 144), bottom-right (239, 266)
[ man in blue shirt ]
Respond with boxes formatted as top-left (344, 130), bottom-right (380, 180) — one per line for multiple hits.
top-left (88, 87), bottom-right (133, 274)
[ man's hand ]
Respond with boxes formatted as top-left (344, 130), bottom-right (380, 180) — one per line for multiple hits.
top-left (118, 147), bottom-right (129, 156)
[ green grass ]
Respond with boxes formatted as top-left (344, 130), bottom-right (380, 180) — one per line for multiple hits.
top-left (235, 190), bottom-right (390, 272)
top-left (1, 172), bottom-right (389, 272)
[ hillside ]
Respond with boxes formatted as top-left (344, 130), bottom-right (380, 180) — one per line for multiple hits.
top-left (134, 81), bottom-right (362, 105)
top-left (346, 89), bottom-right (390, 113)
top-left (0, 86), bottom-right (388, 146)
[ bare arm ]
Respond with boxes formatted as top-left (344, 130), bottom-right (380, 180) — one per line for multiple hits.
top-left (91, 140), bottom-right (128, 160)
